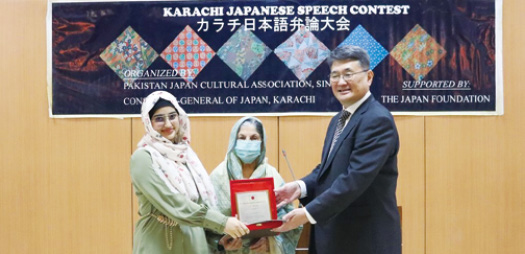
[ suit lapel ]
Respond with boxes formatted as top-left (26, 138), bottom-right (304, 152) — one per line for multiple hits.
top-left (317, 97), bottom-right (374, 181)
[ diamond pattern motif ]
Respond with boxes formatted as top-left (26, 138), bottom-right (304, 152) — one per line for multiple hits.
top-left (274, 26), bottom-right (330, 81)
top-left (160, 25), bottom-right (215, 83)
top-left (99, 24), bottom-right (447, 84)
top-left (338, 25), bottom-right (389, 70)
top-left (217, 25), bottom-right (272, 81)
top-left (390, 24), bottom-right (446, 81)
top-left (100, 26), bottom-right (158, 83)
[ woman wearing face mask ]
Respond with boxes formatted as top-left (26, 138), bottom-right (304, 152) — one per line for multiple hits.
top-left (130, 91), bottom-right (249, 254)
top-left (209, 116), bottom-right (302, 254)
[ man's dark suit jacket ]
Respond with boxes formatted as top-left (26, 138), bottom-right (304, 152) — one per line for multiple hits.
top-left (300, 96), bottom-right (401, 254)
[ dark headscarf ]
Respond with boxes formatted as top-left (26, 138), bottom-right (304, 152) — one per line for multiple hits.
top-left (148, 98), bottom-right (177, 119)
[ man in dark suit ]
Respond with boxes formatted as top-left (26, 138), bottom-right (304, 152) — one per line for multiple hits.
top-left (274, 45), bottom-right (401, 254)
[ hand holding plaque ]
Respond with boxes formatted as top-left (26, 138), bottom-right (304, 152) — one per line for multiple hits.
top-left (230, 177), bottom-right (283, 238)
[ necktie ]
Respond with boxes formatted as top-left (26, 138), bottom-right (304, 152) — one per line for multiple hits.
top-left (329, 110), bottom-right (351, 155)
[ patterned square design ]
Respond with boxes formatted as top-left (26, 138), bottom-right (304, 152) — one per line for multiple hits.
top-left (161, 25), bottom-right (215, 83)
top-left (217, 25), bottom-right (272, 81)
top-left (100, 26), bottom-right (158, 83)
top-left (390, 24), bottom-right (446, 81)
top-left (338, 25), bottom-right (389, 70)
top-left (274, 26), bottom-right (330, 80)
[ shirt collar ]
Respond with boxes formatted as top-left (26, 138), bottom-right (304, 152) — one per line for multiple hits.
top-left (343, 91), bottom-right (371, 114)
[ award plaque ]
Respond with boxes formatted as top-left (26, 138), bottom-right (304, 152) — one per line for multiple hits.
top-left (230, 177), bottom-right (283, 238)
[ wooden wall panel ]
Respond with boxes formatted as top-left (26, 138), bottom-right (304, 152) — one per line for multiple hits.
top-left (0, 2), bottom-right (49, 252)
top-left (426, 1), bottom-right (525, 253)
top-left (0, 1), bottom-right (133, 253)
top-left (278, 116), bottom-right (331, 181)
top-left (426, 114), bottom-right (525, 254)
top-left (394, 116), bottom-right (426, 254)
top-left (46, 119), bottom-right (133, 254)
top-left (131, 118), bottom-right (143, 231)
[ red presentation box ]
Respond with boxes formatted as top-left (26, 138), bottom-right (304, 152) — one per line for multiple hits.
top-left (230, 177), bottom-right (283, 238)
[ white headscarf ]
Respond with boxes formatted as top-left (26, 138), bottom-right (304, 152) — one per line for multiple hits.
top-left (137, 91), bottom-right (217, 207)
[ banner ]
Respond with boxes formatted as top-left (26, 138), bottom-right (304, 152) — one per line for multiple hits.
top-left (47, 0), bottom-right (502, 117)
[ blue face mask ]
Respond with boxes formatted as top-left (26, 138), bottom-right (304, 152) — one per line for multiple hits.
top-left (234, 140), bottom-right (262, 164)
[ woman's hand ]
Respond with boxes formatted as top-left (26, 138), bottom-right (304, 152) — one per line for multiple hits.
top-left (219, 235), bottom-right (243, 251)
top-left (250, 237), bottom-right (269, 253)
top-left (224, 217), bottom-right (250, 238)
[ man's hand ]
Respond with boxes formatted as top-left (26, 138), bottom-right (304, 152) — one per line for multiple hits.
top-left (272, 208), bottom-right (308, 232)
top-left (274, 182), bottom-right (301, 209)
top-left (219, 235), bottom-right (243, 251)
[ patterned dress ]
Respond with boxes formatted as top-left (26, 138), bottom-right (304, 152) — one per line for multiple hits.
top-left (131, 149), bottom-right (227, 254)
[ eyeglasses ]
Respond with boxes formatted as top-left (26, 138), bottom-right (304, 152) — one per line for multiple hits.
top-left (329, 69), bottom-right (369, 82)
top-left (152, 112), bottom-right (178, 124)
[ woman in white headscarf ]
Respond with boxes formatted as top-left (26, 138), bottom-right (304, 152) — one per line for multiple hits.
top-left (209, 116), bottom-right (302, 254)
top-left (130, 91), bottom-right (249, 254)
